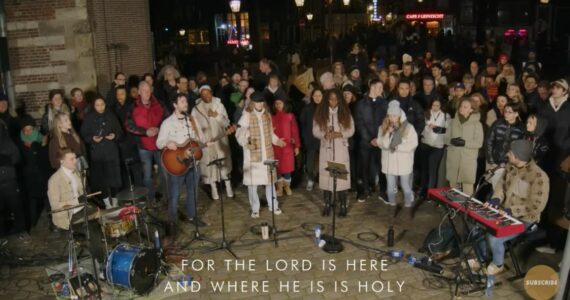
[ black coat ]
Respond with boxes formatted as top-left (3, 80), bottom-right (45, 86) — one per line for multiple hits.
top-left (396, 96), bottom-right (425, 136)
top-left (486, 119), bottom-right (525, 165)
top-left (355, 95), bottom-right (388, 146)
top-left (0, 122), bottom-right (20, 183)
top-left (524, 90), bottom-right (540, 115)
top-left (112, 100), bottom-right (140, 162)
top-left (299, 102), bottom-right (320, 151)
top-left (81, 110), bottom-right (123, 162)
top-left (18, 139), bottom-right (50, 198)
top-left (538, 95), bottom-right (570, 167)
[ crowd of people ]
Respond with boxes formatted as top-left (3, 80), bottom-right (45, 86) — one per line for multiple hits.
top-left (0, 33), bottom-right (569, 275)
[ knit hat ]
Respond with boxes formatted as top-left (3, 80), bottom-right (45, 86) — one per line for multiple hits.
top-left (510, 140), bottom-right (533, 162)
top-left (198, 85), bottom-right (212, 93)
top-left (402, 53), bottom-right (412, 64)
top-left (19, 115), bottom-right (36, 128)
top-left (551, 79), bottom-right (569, 92)
top-left (0, 93), bottom-right (7, 102)
top-left (250, 91), bottom-right (265, 103)
top-left (387, 100), bottom-right (401, 116)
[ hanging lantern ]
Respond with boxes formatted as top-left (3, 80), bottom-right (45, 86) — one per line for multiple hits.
top-left (306, 13), bottom-right (314, 21)
top-left (295, 0), bottom-right (305, 7)
top-left (343, 0), bottom-right (350, 6)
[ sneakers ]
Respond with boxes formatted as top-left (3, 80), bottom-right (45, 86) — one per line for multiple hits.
top-left (268, 208), bottom-right (282, 215)
top-left (357, 193), bottom-right (367, 203)
top-left (251, 211), bottom-right (260, 218)
top-left (486, 263), bottom-right (505, 275)
top-left (306, 180), bottom-right (314, 191)
top-left (464, 259), bottom-right (481, 272)
top-left (535, 245), bottom-right (556, 254)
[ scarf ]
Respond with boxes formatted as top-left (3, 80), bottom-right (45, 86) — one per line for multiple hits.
top-left (249, 109), bottom-right (274, 163)
top-left (20, 128), bottom-right (43, 145)
top-left (71, 100), bottom-right (88, 120)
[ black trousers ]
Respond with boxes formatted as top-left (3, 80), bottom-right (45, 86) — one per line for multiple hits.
top-left (418, 143), bottom-right (444, 196)
top-left (0, 180), bottom-right (25, 235)
top-left (356, 144), bottom-right (385, 196)
top-left (305, 146), bottom-right (319, 182)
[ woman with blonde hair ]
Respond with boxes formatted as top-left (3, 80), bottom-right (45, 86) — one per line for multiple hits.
top-left (48, 112), bottom-right (86, 170)
top-left (332, 62), bottom-right (347, 88)
top-left (506, 83), bottom-right (528, 117)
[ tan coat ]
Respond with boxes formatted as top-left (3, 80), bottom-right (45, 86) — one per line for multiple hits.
top-left (313, 108), bottom-right (355, 191)
top-left (47, 168), bottom-right (85, 230)
top-left (191, 97), bottom-right (232, 184)
top-left (445, 113), bottom-right (484, 185)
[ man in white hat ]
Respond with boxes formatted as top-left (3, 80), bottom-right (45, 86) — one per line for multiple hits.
top-left (191, 85), bottom-right (235, 200)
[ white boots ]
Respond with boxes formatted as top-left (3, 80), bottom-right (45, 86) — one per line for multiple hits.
top-left (103, 197), bottom-right (119, 209)
top-left (225, 180), bottom-right (234, 198)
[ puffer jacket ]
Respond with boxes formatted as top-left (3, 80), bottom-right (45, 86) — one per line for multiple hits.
top-left (486, 118), bottom-right (525, 165)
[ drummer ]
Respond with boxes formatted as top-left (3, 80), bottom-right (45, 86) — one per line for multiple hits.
top-left (47, 148), bottom-right (105, 262)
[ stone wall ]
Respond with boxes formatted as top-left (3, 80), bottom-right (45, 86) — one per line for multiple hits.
top-left (4, 0), bottom-right (97, 118)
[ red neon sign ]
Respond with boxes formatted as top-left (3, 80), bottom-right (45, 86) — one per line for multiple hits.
top-left (405, 13), bottom-right (444, 21)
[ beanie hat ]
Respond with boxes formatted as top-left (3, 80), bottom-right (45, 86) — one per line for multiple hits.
top-left (510, 140), bottom-right (533, 162)
top-left (250, 91), bottom-right (265, 103)
top-left (387, 100), bottom-right (402, 116)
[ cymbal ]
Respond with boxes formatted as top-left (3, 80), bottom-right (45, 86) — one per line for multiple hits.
top-left (50, 204), bottom-right (86, 214)
top-left (116, 187), bottom-right (149, 202)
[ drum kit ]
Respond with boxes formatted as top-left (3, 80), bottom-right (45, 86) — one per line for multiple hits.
top-left (52, 166), bottom-right (167, 297)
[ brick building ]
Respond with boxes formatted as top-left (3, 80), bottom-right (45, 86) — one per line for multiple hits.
top-left (3, 0), bottom-right (153, 118)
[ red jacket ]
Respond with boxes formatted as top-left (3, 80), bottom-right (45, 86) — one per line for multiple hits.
top-left (126, 95), bottom-right (165, 151)
top-left (272, 111), bottom-right (300, 174)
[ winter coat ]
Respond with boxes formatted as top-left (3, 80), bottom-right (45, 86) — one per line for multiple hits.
top-left (524, 90), bottom-right (540, 115)
top-left (492, 160), bottom-right (549, 224)
top-left (112, 100), bottom-right (140, 161)
top-left (236, 109), bottom-right (281, 186)
top-left (81, 110), bottom-right (123, 162)
top-left (40, 103), bottom-right (71, 136)
top-left (48, 131), bottom-right (86, 170)
top-left (538, 94), bottom-right (570, 167)
top-left (0, 122), bottom-right (20, 183)
top-left (524, 116), bottom-right (549, 166)
top-left (354, 95), bottom-right (388, 146)
top-left (378, 117), bottom-right (418, 176)
top-left (396, 96), bottom-right (425, 135)
top-left (191, 97), bottom-right (233, 184)
top-left (445, 113), bottom-right (484, 185)
top-left (299, 103), bottom-right (319, 151)
top-left (421, 111), bottom-right (450, 149)
top-left (18, 137), bottom-right (49, 198)
top-left (272, 111), bottom-right (300, 174)
top-left (486, 119), bottom-right (525, 165)
top-left (313, 107), bottom-right (355, 192)
top-left (126, 95), bottom-right (165, 151)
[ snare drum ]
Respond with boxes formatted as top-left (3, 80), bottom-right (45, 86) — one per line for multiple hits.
top-left (101, 215), bottom-right (134, 238)
top-left (105, 243), bottom-right (160, 295)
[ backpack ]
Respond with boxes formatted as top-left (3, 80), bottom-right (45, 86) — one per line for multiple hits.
top-left (419, 226), bottom-right (460, 261)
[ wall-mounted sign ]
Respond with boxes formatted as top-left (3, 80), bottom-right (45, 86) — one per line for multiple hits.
top-left (405, 13), bottom-right (445, 21)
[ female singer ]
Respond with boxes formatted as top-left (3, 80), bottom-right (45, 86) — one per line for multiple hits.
top-left (313, 89), bottom-right (355, 217)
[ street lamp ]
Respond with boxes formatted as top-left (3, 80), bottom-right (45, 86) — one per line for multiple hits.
top-left (343, 0), bottom-right (350, 6)
top-left (178, 29), bottom-right (186, 36)
top-left (539, 0), bottom-right (549, 3)
top-left (229, 0), bottom-right (241, 13)
top-left (295, 0), bottom-right (304, 7)
top-left (306, 13), bottom-right (314, 20)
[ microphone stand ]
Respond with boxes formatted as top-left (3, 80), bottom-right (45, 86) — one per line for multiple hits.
top-left (183, 113), bottom-right (216, 248)
top-left (203, 157), bottom-right (237, 258)
top-left (322, 165), bottom-right (347, 253)
top-left (264, 160), bottom-right (280, 247)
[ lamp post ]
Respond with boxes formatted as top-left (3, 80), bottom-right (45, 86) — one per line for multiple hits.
top-left (229, 0), bottom-right (241, 13)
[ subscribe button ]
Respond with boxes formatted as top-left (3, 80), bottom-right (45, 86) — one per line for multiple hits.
top-left (524, 265), bottom-right (559, 300)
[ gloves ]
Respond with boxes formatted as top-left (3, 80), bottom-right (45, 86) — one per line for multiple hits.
top-left (450, 137), bottom-right (466, 147)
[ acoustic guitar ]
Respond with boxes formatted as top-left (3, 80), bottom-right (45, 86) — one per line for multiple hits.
top-left (161, 124), bottom-right (238, 176)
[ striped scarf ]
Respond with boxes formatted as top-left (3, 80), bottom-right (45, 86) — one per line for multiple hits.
top-left (249, 110), bottom-right (274, 163)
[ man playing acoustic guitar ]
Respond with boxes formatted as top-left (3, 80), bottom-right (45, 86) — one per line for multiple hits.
top-left (156, 93), bottom-right (207, 238)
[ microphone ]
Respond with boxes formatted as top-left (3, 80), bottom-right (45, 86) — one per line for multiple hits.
top-left (263, 159), bottom-right (279, 166)
top-left (207, 157), bottom-right (225, 166)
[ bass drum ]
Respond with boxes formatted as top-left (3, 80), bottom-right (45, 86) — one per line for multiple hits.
top-left (105, 243), bottom-right (160, 295)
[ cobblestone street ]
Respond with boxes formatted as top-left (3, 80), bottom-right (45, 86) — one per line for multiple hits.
top-left (0, 185), bottom-right (562, 299)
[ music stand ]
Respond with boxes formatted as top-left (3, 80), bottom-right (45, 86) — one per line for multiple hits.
top-left (322, 161), bottom-right (348, 254)
top-left (203, 157), bottom-right (238, 258)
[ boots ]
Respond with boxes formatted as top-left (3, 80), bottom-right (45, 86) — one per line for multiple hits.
top-left (211, 183), bottom-right (219, 200)
top-left (322, 191), bottom-right (332, 216)
top-left (111, 197), bottom-right (118, 207)
top-left (275, 180), bottom-right (284, 197)
top-left (338, 191), bottom-right (348, 217)
top-left (225, 180), bottom-right (234, 198)
top-left (283, 179), bottom-right (293, 196)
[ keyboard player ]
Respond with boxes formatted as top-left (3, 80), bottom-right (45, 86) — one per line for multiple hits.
top-left (474, 140), bottom-right (549, 275)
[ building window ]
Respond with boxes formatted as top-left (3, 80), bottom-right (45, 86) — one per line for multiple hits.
top-left (227, 13), bottom-right (250, 40)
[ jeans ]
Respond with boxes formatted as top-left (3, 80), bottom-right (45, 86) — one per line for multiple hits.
top-left (419, 144), bottom-right (444, 195)
top-left (475, 223), bottom-right (530, 266)
top-left (139, 149), bottom-right (162, 201)
top-left (386, 173), bottom-right (414, 207)
top-left (247, 185), bottom-right (279, 213)
top-left (166, 167), bottom-right (199, 223)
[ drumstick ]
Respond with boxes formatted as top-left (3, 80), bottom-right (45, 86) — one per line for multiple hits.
top-left (85, 191), bottom-right (102, 198)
